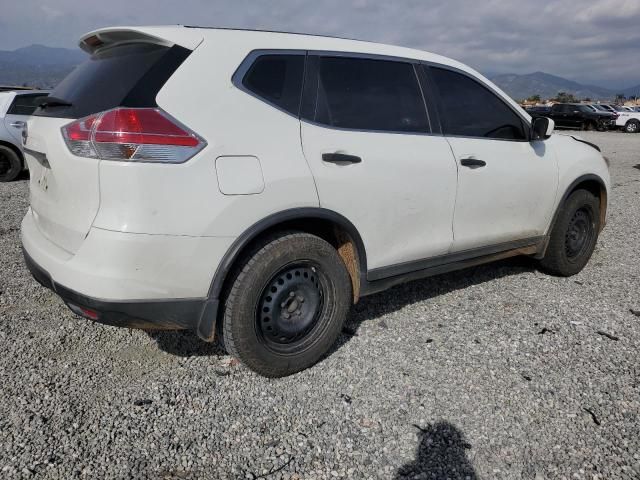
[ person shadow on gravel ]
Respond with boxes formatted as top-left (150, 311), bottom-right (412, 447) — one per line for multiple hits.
top-left (395, 421), bottom-right (478, 480)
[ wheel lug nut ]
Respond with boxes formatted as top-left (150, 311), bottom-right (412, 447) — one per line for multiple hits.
top-left (283, 313), bottom-right (290, 319)
top-left (289, 292), bottom-right (295, 297)
top-left (297, 296), bottom-right (304, 303)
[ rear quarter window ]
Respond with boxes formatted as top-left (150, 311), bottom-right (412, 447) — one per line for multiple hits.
top-left (241, 54), bottom-right (305, 116)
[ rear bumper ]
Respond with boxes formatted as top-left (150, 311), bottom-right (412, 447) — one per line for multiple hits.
top-left (23, 248), bottom-right (211, 331)
top-left (20, 208), bottom-right (230, 339)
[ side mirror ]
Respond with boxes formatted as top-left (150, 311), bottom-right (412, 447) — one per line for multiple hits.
top-left (531, 117), bottom-right (554, 140)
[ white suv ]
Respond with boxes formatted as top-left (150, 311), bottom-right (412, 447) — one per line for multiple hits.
top-left (613, 107), bottom-right (640, 133)
top-left (21, 26), bottom-right (610, 376)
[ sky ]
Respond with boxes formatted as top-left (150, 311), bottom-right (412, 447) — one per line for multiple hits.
top-left (1, 0), bottom-right (639, 88)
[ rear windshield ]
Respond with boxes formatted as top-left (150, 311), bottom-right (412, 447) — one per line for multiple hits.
top-left (35, 43), bottom-right (190, 119)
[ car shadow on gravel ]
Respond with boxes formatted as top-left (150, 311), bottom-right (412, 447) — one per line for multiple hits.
top-left (147, 330), bottom-right (227, 357)
top-left (338, 256), bottom-right (537, 343)
top-left (395, 421), bottom-right (477, 479)
top-left (148, 256), bottom-right (535, 358)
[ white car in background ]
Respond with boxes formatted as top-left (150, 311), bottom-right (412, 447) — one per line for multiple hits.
top-left (0, 89), bottom-right (49, 181)
top-left (21, 26), bottom-right (610, 376)
top-left (614, 106), bottom-right (640, 133)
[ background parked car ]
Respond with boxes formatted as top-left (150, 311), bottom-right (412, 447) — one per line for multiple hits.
top-left (525, 105), bottom-right (551, 115)
top-left (613, 107), bottom-right (640, 133)
top-left (0, 89), bottom-right (49, 181)
top-left (530, 103), bottom-right (616, 131)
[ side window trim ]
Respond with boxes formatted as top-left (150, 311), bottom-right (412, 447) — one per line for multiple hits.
top-left (416, 65), bottom-right (442, 136)
top-left (301, 51), bottom-right (434, 136)
top-left (422, 63), bottom-right (532, 142)
top-left (231, 49), bottom-right (308, 119)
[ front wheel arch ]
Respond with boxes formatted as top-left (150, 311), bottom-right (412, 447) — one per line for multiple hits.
top-left (540, 175), bottom-right (607, 257)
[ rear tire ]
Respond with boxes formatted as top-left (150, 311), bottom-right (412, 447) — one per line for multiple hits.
top-left (0, 145), bottom-right (22, 182)
top-left (222, 232), bottom-right (352, 377)
top-left (539, 189), bottom-right (600, 276)
top-left (624, 120), bottom-right (639, 133)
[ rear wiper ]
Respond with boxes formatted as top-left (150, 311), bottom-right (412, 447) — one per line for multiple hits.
top-left (40, 96), bottom-right (72, 108)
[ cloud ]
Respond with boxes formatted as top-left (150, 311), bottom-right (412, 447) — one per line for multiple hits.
top-left (1, 0), bottom-right (638, 87)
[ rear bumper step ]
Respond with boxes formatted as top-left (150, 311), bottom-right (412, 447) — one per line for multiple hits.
top-left (23, 248), bottom-right (209, 332)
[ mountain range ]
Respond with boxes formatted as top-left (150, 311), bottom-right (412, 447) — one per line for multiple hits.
top-left (0, 44), bottom-right (639, 101)
top-left (0, 44), bottom-right (86, 88)
top-left (489, 71), bottom-right (640, 101)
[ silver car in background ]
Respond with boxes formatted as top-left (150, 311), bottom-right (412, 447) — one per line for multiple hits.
top-left (0, 90), bottom-right (49, 181)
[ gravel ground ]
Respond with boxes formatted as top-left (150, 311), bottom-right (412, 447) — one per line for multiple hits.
top-left (1, 131), bottom-right (639, 480)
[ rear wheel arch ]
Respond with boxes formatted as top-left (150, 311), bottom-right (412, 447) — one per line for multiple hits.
top-left (201, 208), bottom-right (368, 340)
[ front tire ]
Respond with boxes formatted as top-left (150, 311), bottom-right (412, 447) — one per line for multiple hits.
top-left (539, 189), bottom-right (600, 276)
top-left (222, 232), bottom-right (352, 377)
top-left (0, 145), bottom-right (22, 182)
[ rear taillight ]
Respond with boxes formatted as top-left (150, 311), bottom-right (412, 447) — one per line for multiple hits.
top-left (61, 108), bottom-right (206, 163)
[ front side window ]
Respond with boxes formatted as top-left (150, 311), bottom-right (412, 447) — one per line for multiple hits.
top-left (242, 54), bottom-right (305, 115)
top-left (313, 56), bottom-right (429, 133)
top-left (8, 94), bottom-right (49, 115)
top-left (429, 67), bottom-right (527, 140)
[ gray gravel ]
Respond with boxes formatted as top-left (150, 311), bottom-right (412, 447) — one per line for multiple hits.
top-left (1, 131), bottom-right (639, 479)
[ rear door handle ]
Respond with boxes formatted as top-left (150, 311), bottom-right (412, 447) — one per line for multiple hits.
top-left (322, 153), bottom-right (362, 164)
top-left (460, 158), bottom-right (486, 168)
top-left (10, 121), bottom-right (26, 128)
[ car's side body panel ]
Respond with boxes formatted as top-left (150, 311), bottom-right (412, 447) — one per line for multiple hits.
top-left (445, 137), bottom-right (559, 251)
top-left (301, 122), bottom-right (458, 270)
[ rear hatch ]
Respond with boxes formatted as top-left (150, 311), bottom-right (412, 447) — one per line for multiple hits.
top-left (24, 27), bottom-right (201, 254)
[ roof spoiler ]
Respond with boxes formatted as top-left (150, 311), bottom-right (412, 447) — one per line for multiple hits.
top-left (79, 26), bottom-right (203, 55)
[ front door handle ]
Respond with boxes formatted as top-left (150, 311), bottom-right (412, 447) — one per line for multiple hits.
top-left (460, 158), bottom-right (486, 168)
top-left (322, 153), bottom-right (362, 164)
top-left (10, 121), bottom-right (26, 128)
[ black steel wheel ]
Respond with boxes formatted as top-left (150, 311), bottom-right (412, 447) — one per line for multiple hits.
top-left (222, 232), bottom-right (352, 377)
top-left (564, 207), bottom-right (595, 262)
top-left (539, 189), bottom-right (600, 276)
top-left (256, 263), bottom-right (327, 353)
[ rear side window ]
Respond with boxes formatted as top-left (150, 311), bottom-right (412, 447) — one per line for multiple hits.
top-left (7, 94), bottom-right (49, 115)
top-left (429, 67), bottom-right (526, 140)
top-left (242, 54), bottom-right (305, 115)
top-left (35, 44), bottom-right (190, 119)
top-left (313, 56), bottom-right (429, 133)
